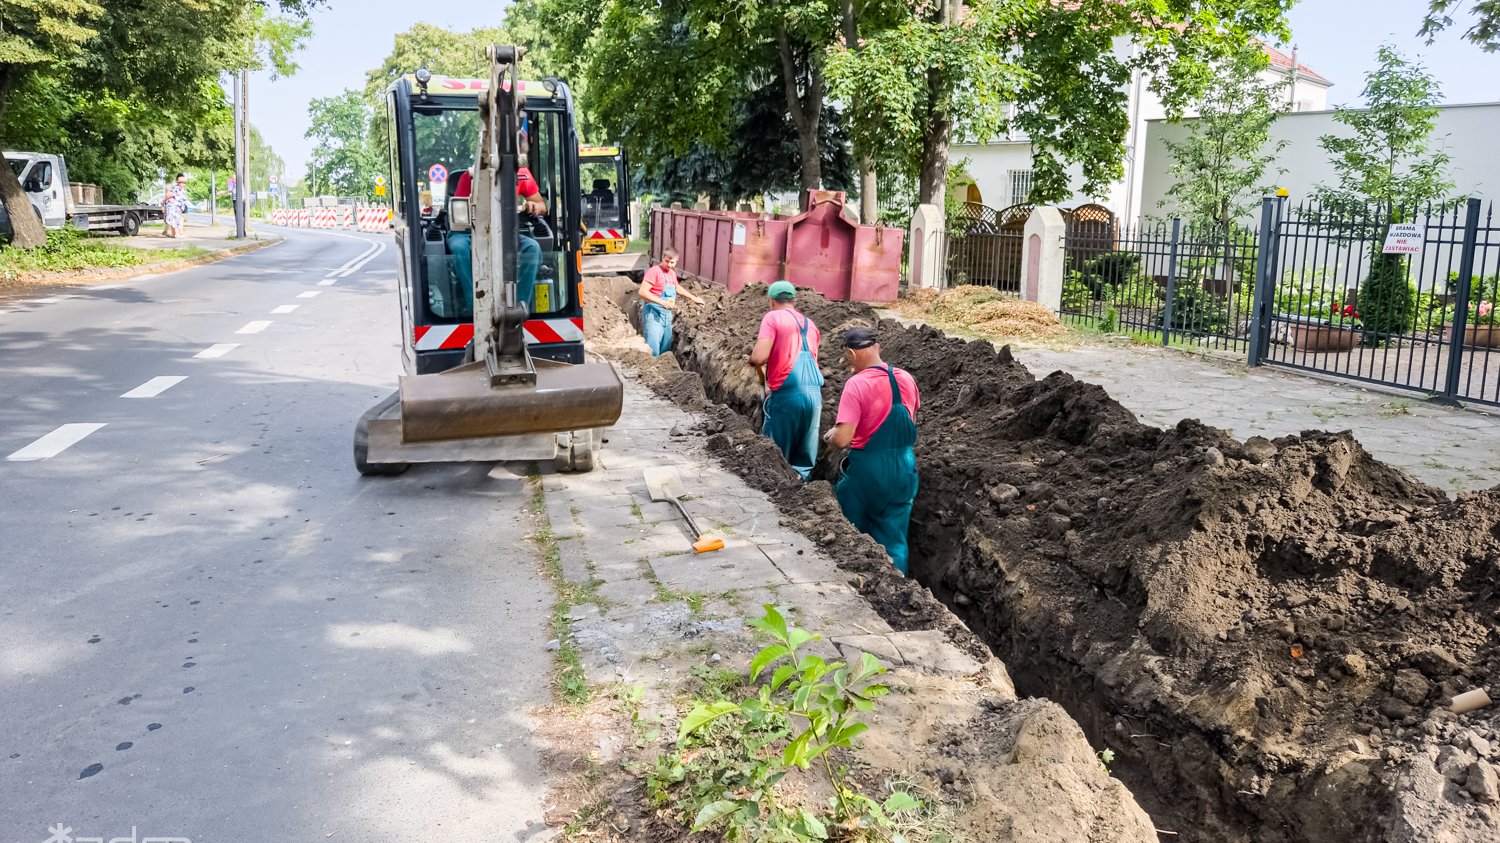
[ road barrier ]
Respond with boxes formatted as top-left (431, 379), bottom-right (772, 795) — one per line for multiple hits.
top-left (267, 206), bottom-right (390, 232)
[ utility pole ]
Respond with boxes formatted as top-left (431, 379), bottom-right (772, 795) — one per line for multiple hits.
top-left (209, 170), bottom-right (217, 227)
top-left (233, 68), bottom-right (249, 239)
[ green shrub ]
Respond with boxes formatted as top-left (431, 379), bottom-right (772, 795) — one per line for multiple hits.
top-left (1359, 254), bottom-right (1417, 340)
top-left (1161, 281), bottom-right (1232, 336)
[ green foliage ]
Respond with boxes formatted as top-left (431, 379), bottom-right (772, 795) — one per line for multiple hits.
top-left (0, 226), bottom-right (202, 278)
top-left (1315, 45), bottom-right (1454, 218)
top-left (1061, 272), bottom-right (1093, 312)
top-left (648, 605), bottom-right (954, 842)
top-left (306, 90), bottom-right (381, 199)
top-left (1421, 0), bottom-right (1500, 52)
top-left (1160, 280), bottom-right (1232, 336)
top-left (1161, 43), bottom-right (1287, 228)
top-left (1360, 254), bottom-right (1418, 340)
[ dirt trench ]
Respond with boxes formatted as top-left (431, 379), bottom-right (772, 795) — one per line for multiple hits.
top-left (584, 276), bottom-right (1500, 842)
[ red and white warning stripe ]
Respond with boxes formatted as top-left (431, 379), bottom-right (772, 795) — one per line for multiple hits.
top-left (413, 318), bottom-right (585, 352)
top-left (356, 207), bottom-right (388, 232)
top-left (413, 324), bottom-right (475, 351)
top-left (586, 229), bottom-right (624, 240)
top-left (295, 209), bottom-right (309, 227)
top-left (522, 317), bottom-right (585, 344)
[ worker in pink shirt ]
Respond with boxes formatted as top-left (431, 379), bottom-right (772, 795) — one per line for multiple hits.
top-left (746, 280), bottom-right (823, 479)
top-left (823, 326), bottom-right (919, 574)
top-left (637, 248), bottom-right (704, 355)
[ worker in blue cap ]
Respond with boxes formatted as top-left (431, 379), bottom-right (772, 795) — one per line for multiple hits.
top-left (746, 280), bottom-right (824, 479)
top-left (823, 326), bottom-right (920, 574)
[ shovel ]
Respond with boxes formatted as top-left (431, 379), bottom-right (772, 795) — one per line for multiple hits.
top-left (643, 466), bottom-right (725, 554)
top-left (751, 363), bottom-right (767, 431)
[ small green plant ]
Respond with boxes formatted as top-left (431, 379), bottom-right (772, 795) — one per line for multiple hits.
top-left (1061, 271), bottom-right (1093, 311)
top-left (649, 605), bottom-right (939, 841)
top-left (1097, 747), bottom-right (1116, 773)
top-left (1098, 305), bottom-right (1119, 333)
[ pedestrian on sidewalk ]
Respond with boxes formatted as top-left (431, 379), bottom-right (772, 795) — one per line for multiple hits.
top-left (637, 248), bottom-right (704, 356)
top-left (824, 327), bottom-right (920, 575)
top-left (163, 173), bottom-right (189, 238)
top-left (747, 280), bottom-right (824, 480)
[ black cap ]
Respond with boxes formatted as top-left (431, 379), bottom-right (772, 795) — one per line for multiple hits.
top-left (842, 327), bottom-right (878, 349)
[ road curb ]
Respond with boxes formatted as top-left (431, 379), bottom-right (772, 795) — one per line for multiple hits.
top-left (1, 234), bottom-right (284, 288)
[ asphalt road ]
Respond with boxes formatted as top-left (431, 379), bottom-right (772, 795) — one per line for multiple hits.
top-left (0, 228), bottom-right (555, 842)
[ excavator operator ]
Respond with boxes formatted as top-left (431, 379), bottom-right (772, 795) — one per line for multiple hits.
top-left (447, 116), bottom-right (547, 314)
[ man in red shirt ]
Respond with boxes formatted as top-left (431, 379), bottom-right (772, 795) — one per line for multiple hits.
top-left (447, 158), bottom-right (548, 315)
top-left (636, 248), bottom-right (704, 355)
top-left (824, 326), bottom-right (919, 574)
top-left (746, 280), bottom-right (823, 479)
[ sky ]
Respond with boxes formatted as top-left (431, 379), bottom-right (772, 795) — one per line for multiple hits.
top-left (251, 0), bottom-right (1500, 180)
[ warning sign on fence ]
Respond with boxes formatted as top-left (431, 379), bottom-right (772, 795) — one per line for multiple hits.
top-left (1383, 223), bottom-right (1424, 255)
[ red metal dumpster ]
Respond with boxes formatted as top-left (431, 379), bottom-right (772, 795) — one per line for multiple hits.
top-left (648, 191), bottom-right (903, 303)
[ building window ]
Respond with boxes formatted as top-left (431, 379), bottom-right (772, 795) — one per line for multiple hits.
top-left (1008, 169), bottom-right (1033, 205)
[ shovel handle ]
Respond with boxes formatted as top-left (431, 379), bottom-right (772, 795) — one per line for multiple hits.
top-left (669, 496), bottom-right (707, 540)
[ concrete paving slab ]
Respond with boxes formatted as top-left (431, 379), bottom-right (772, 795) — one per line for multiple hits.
top-left (650, 545), bottom-right (789, 594)
top-left (832, 634), bottom-right (903, 667)
top-left (888, 630), bottom-right (984, 678)
top-left (756, 541), bottom-right (846, 585)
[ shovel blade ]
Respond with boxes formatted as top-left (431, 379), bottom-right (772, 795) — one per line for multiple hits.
top-left (643, 466), bottom-right (685, 502)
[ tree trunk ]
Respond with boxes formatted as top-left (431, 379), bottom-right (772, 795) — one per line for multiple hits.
top-left (915, 0), bottom-right (962, 209)
top-left (917, 85), bottom-right (954, 208)
top-left (0, 70), bottom-right (47, 249)
top-left (860, 156), bottom-right (877, 222)
top-left (840, 0), bottom-right (878, 221)
top-left (776, 25), bottom-right (823, 210)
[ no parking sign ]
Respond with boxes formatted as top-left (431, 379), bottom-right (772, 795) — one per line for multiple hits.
top-left (427, 164), bottom-right (448, 184)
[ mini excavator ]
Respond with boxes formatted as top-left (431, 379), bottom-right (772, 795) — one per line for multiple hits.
top-left (354, 46), bottom-right (623, 475)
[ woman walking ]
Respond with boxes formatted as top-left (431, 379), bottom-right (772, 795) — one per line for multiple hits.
top-left (163, 173), bottom-right (189, 238)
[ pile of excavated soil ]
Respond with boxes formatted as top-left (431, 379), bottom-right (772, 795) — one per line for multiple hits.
top-left (889, 285), bottom-right (1069, 340)
top-left (585, 277), bottom-right (1500, 843)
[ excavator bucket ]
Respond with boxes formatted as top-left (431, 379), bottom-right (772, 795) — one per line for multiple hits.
top-left (397, 358), bottom-right (622, 443)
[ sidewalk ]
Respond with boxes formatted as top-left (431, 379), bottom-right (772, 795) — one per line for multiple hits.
top-left (124, 218), bottom-right (274, 253)
top-left (881, 312), bottom-right (1500, 494)
top-left (530, 372), bottom-right (1152, 840)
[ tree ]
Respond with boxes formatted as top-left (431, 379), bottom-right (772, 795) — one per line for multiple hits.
top-left (1315, 45), bottom-right (1454, 215)
top-left (828, 0), bottom-right (1294, 209)
top-left (306, 90), bottom-right (379, 199)
top-left (1315, 45), bottom-right (1454, 343)
top-left (0, 0), bottom-right (319, 247)
top-left (1161, 44), bottom-right (1287, 230)
top-left (1421, 0), bottom-right (1500, 51)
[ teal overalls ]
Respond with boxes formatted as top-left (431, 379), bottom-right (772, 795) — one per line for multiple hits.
top-left (761, 314), bottom-right (824, 480)
top-left (834, 366), bottom-right (919, 575)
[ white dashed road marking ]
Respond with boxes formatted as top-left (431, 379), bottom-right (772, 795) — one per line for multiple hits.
top-left (121, 376), bottom-right (187, 399)
top-left (194, 343), bottom-right (240, 359)
top-left (271, 305), bottom-right (299, 315)
top-left (317, 278), bottom-right (337, 286)
top-left (297, 291), bottom-right (322, 299)
top-left (237, 321), bottom-right (273, 334)
top-left (7, 424), bottom-right (107, 462)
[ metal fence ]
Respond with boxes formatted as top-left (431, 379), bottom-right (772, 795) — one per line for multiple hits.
top-left (1252, 197), bottom-right (1500, 406)
top-left (1059, 217), bottom-right (1260, 354)
top-left (937, 202), bottom-right (1028, 292)
top-left (1054, 197), bottom-right (1500, 408)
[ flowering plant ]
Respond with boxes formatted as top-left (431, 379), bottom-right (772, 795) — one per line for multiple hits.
top-left (1469, 300), bottom-right (1499, 326)
top-left (1327, 302), bottom-right (1363, 328)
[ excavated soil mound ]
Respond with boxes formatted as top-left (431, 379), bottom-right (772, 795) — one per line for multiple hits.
top-left (585, 278), bottom-right (1500, 842)
top-left (890, 285), bottom-right (1069, 340)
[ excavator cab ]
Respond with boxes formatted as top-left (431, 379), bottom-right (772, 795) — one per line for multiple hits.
top-left (578, 144), bottom-right (630, 256)
top-left (354, 47), bottom-right (623, 476)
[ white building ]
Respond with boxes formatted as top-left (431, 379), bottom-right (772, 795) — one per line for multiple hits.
top-left (1138, 101), bottom-right (1500, 219)
top-left (950, 41), bottom-right (1331, 224)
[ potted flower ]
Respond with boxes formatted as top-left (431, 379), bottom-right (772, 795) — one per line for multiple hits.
top-left (1459, 300), bottom-right (1500, 347)
top-left (1291, 304), bottom-right (1363, 352)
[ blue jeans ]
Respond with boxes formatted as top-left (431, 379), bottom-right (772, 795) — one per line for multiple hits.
top-left (446, 231), bottom-right (473, 317)
top-left (519, 235), bottom-right (541, 312)
top-left (642, 302), bottom-right (673, 356)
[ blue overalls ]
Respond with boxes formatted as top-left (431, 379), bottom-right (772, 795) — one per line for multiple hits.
top-left (834, 366), bottom-right (919, 575)
top-left (761, 314), bottom-right (824, 480)
top-left (642, 279), bottom-right (676, 356)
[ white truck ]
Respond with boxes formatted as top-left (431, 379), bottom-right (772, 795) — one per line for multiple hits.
top-left (3, 151), bottom-right (164, 237)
